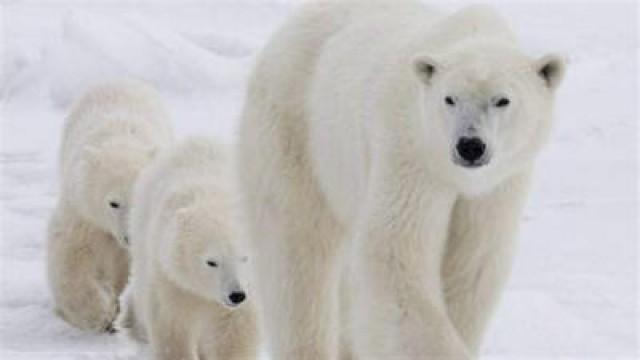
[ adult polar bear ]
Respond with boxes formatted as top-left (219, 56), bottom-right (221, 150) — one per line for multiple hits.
top-left (237, 1), bottom-right (564, 359)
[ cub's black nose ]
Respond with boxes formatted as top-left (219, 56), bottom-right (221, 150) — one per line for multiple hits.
top-left (456, 137), bottom-right (486, 163)
top-left (229, 291), bottom-right (246, 305)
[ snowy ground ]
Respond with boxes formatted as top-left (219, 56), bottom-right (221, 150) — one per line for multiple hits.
top-left (0, 1), bottom-right (637, 359)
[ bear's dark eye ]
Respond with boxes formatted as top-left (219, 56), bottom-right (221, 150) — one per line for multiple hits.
top-left (495, 98), bottom-right (510, 107)
top-left (109, 201), bottom-right (120, 209)
top-left (206, 260), bottom-right (218, 268)
top-left (444, 96), bottom-right (456, 106)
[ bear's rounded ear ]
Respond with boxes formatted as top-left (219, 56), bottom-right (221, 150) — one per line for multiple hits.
top-left (413, 54), bottom-right (443, 85)
top-left (534, 54), bottom-right (566, 90)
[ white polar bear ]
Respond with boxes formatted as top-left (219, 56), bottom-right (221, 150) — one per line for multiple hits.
top-left (47, 80), bottom-right (173, 332)
top-left (237, 1), bottom-right (565, 359)
top-left (120, 137), bottom-right (258, 360)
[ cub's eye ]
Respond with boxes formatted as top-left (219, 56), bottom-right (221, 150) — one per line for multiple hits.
top-left (495, 98), bottom-right (510, 107)
top-left (109, 201), bottom-right (120, 209)
top-left (444, 96), bottom-right (456, 106)
top-left (206, 260), bottom-right (218, 268)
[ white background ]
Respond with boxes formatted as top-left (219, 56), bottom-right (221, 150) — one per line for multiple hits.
top-left (1, 0), bottom-right (637, 358)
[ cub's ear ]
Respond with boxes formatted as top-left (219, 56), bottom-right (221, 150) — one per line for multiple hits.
top-left (412, 54), bottom-right (443, 85)
top-left (534, 54), bottom-right (566, 90)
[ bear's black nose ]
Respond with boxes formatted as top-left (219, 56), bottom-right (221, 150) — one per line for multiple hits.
top-left (229, 291), bottom-right (246, 305)
top-left (456, 137), bottom-right (486, 163)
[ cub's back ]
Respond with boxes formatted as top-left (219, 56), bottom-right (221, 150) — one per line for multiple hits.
top-left (61, 80), bottom-right (171, 165)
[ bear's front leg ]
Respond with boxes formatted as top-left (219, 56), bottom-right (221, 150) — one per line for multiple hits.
top-left (350, 173), bottom-right (470, 359)
top-left (208, 309), bottom-right (259, 360)
top-left (147, 290), bottom-right (198, 360)
top-left (47, 207), bottom-right (120, 333)
top-left (443, 171), bottom-right (532, 354)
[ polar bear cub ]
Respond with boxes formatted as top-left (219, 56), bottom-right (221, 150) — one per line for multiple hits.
top-left (120, 137), bottom-right (257, 360)
top-left (47, 80), bottom-right (173, 333)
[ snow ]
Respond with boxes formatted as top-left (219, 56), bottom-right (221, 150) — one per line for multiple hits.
top-left (1, 1), bottom-right (637, 358)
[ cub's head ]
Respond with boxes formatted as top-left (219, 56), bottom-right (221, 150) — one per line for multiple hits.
top-left (78, 140), bottom-right (155, 247)
top-left (412, 42), bottom-right (565, 192)
top-left (160, 203), bottom-right (251, 309)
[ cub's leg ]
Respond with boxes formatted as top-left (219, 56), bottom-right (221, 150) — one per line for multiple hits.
top-left (146, 285), bottom-right (198, 360)
top-left (204, 310), bottom-right (258, 360)
top-left (47, 206), bottom-right (120, 333)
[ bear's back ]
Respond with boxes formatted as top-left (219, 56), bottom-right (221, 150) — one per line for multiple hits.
top-left (61, 80), bottom-right (171, 165)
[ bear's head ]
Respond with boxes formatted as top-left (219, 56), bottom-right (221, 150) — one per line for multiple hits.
top-left (412, 41), bottom-right (565, 193)
top-left (77, 139), bottom-right (156, 247)
top-left (159, 201), bottom-right (251, 309)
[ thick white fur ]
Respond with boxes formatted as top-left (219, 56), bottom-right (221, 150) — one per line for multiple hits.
top-left (121, 138), bottom-right (257, 360)
top-left (47, 80), bottom-right (173, 332)
top-left (237, 1), bottom-right (564, 359)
